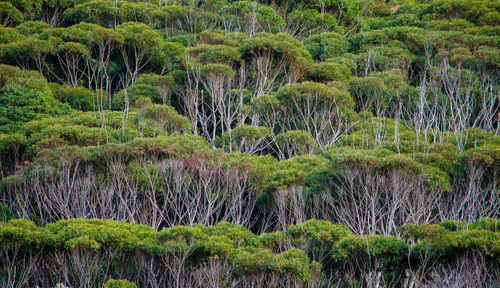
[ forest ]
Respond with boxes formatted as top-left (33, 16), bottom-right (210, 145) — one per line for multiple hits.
top-left (0, 0), bottom-right (498, 287)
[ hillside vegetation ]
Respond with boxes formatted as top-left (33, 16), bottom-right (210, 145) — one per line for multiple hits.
top-left (0, 0), bottom-right (499, 287)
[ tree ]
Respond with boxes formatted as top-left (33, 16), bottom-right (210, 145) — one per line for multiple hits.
top-left (316, 147), bottom-right (448, 235)
top-left (288, 12), bottom-right (340, 40)
top-left (349, 68), bottom-right (406, 117)
top-left (62, 0), bottom-right (122, 28)
top-left (353, 42), bottom-right (412, 76)
top-left (331, 235), bottom-right (408, 287)
top-left (240, 32), bottom-right (313, 98)
top-left (273, 130), bottom-right (317, 160)
top-left (186, 40), bottom-right (242, 143)
top-left (136, 73), bottom-right (176, 105)
top-left (6, 0), bottom-right (43, 20)
top-left (117, 22), bottom-right (164, 87)
top-left (220, 1), bottom-right (285, 36)
top-left (53, 41), bottom-right (89, 87)
top-left (442, 145), bottom-right (500, 222)
top-left (215, 125), bottom-right (271, 155)
top-left (0, 36), bottom-right (55, 75)
top-left (0, 2), bottom-right (23, 27)
top-left (40, 0), bottom-right (77, 27)
top-left (199, 63), bottom-right (235, 142)
top-left (254, 81), bottom-right (356, 149)
top-left (137, 101), bottom-right (191, 136)
top-left (151, 5), bottom-right (219, 36)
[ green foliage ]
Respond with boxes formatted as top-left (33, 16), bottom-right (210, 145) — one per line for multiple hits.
top-left (287, 219), bottom-right (352, 244)
top-left (62, 0), bottom-right (138, 27)
top-left (0, 218), bottom-right (48, 250)
top-left (461, 144), bottom-right (500, 167)
top-left (0, 64), bottom-right (50, 93)
top-left (20, 111), bottom-right (130, 153)
top-left (200, 63), bottom-right (235, 78)
top-left (14, 20), bottom-right (49, 35)
top-left (0, 1), bottom-right (23, 27)
top-left (349, 68), bottom-right (406, 112)
top-left (1, 217), bottom-right (497, 286)
top-left (222, 151), bottom-right (278, 192)
top-left (264, 154), bottom-right (329, 191)
top-left (305, 62), bottom-right (351, 82)
top-left (0, 35), bottom-right (55, 69)
top-left (215, 125), bottom-right (271, 154)
top-left (221, 1), bottom-right (285, 33)
top-left (117, 21), bottom-right (185, 73)
top-left (24, 133), bottom-right (216, 169)
top-left (260, 81), bottom-right (356, 145)
top-left (274, 130), bottom-right (318, 159)
top-left (240, 32), bottom-right (312, 67)
top-left (304, 32), bottom-right (349, 61)
top-left (188, 43), bottom-right (240, 65)
top-left (240, 32), bottom-right (313, 84)
top-left (326, 146), bottom-right (419, 172)
top-left (355, 41), bottom-right (413, 73)
top-left (6, 0), bottom-right (42, 20)
top-left (0, 88), bottom-right (72, 133)
top-left (276, 81), bottom-right (354, 110)
top-left (113, 84), bottom-right (161, 110)
top-left (49, 84), bottom-right (96, 111)
top-left (45, 218), bottom-right (157, 251)
top-left (331, 234), bottom-right (408, 266)
top-left (138, 101), bottom-right (191, 135)
top-left (157, 221), bottom-right (322, 280)
top-left (400, 220), bottom-right (500, 263)
top-left (349, 26), bottom-right (426, 54)
top-left (0, 26), bottom-right (23, 43)
top-left (423, 0), bottom-right (500, 26)
top-left (288, 9), bottom-right (340, 38)
top-left (197, 30), bottom-right (238, 46)
top-left (103, 279), bottom-right (138, 288)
